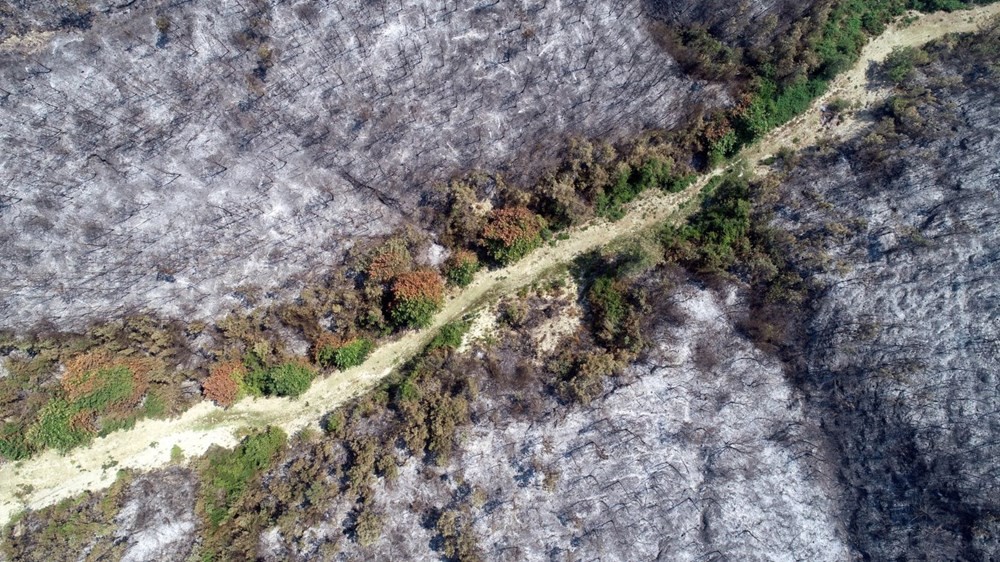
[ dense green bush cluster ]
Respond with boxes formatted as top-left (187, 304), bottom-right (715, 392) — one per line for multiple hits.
top-left (245, 360), bottom-right (315, 398)
top-left (595, 158), bottom-right (686, 219)
top-left (199, 427), bottom-right (287, 529)
top-left (263, 363), bottom-right (315, 397)
top-left (316, 338), bottom-right (375, 370)
top-left (664, 173), bottom-right (752, 271)
top-left (737, 79), bottom-right (829, 143)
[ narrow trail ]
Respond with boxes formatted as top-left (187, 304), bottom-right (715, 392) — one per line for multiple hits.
top-left (746, 6), bottom-right (1000, 172)
top-left (2, 4), bottom-right (997, 527)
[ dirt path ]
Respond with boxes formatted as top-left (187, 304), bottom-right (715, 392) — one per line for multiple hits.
top-left (746, 5), bottom-right (1000, 172)
top-left (2, 4), bottom-right (997, 528)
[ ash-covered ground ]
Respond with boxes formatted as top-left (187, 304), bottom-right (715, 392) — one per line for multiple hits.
top-left (318, 285), bottom-right (849, 561)
top-left (767, 37), bottom-right (1000, 558)
top-left (7, 62), bottom-right (1000, 554)
top-left (0, 0), bottom-right (728, 331)
top-left (2, 281), bottom-right (850, 562)
top-left (3, 4), bottom-right (1000, 562)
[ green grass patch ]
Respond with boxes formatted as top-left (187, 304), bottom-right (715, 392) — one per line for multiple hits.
top-left (426, 319), bottom-right (472, 352)
top-left (26, 399), bottom-right (93, 452)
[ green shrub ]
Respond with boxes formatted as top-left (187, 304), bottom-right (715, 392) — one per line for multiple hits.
top-left (260, 363), bottom-right (315, 398)
top-left (395, 378), bottom-right (421, 403)
top-left (15, 354), bottom-right (158, 456)
top-left (909, 0), bottom-right (970, 11)
top-left (239, 350), bottom-right (269, 397)
top-left (323, 410), bottom-right (345, 436)
top-left (239, 353), bottom-right (315, 398)
top-left (596, 158), bottom-right (674, 219)
top-left (318, 338), bottom-right (375, 370)
top-left (735, 78), bottom-right (828, 145)
top-left (0, 422), bottom-right (32, 460)
top-left (555, 351), bottom-right (619, 405)
top-left (200, 427), bottom-right (287, 528)
top-left (426, 320), bottom-right (470, 351)
top-left (355, 508), bottom-right (383, 546)
top-left (707, 130), bottom-right (739, 167)
top-left (444, 250), bottom-right (480, 287)
top-left (610, 236), bottom-right (664, 278)
top-left (587, 277), bottom-right (626, 343)
top-left (666, 173), bottom-right (698, 193)
top-left (883, 46), bottom-right (932, 84)
top-left (390, 297), bottom-right (439, 329)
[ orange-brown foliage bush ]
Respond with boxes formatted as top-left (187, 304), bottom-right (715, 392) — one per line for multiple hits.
top-left (203, 360), bottom-right (247, 408)
top-left (481, 206), bottom-right (543, 247)
top-left (365, 240), bottom-right (412, 284)
top-left (480, 206), bottom-right (545, 264)
top-left (62, 349), bottom-right (116, 400)
top-left (391, 269), bottom-right (445, 304)
top-left (389, 269), bottom-right (446, 328)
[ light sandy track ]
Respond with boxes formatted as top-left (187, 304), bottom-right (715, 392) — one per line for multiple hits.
top-left (745, 5), bottom-right (1000, 172)
top-left (1, 4), bottom-right (997, 528)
